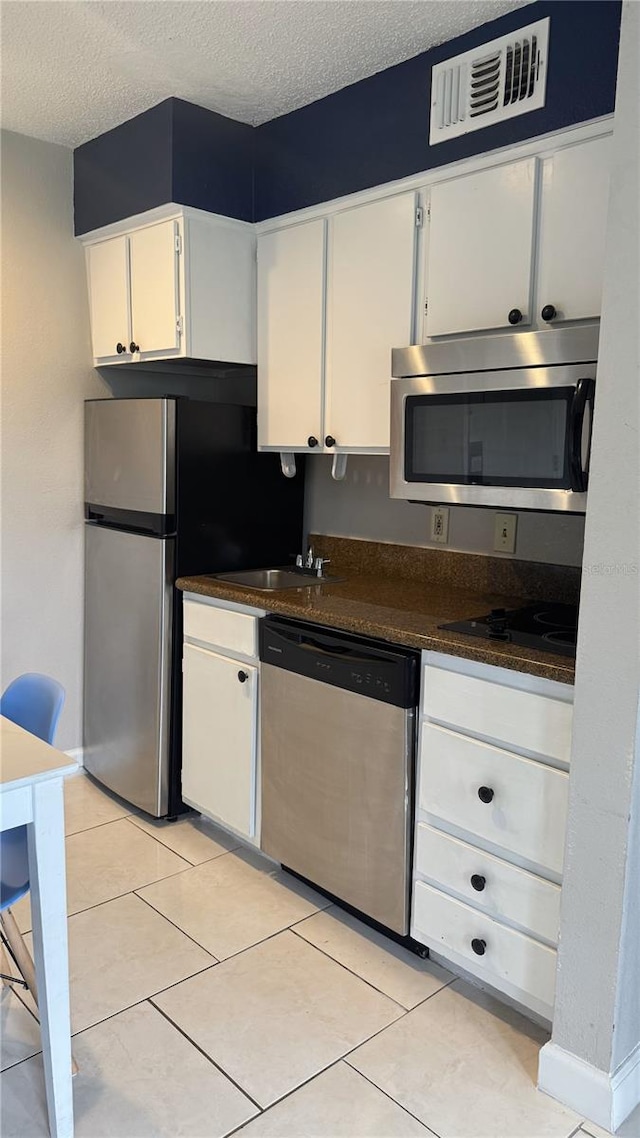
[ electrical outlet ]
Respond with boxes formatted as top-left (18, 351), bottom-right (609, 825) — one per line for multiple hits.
top-left (431, 506), bottom-right (449, 544)
top-left (494, 513), bottom-right (518, 554)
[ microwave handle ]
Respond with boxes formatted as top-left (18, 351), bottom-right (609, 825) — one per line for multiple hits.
top-left (569, 378), bottom-right (595, 493)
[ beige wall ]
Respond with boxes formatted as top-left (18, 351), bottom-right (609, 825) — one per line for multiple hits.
top-left (1, 130), bottom-right (105, 750)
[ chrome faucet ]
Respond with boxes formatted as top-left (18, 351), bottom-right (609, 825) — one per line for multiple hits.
top-left (305, 545), bottom-right (314, 570)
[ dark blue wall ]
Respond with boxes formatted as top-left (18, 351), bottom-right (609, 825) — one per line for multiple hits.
top-left (254, 0), bottom-right (621, 219)
top-left (74, 98), bottom-right (254, 234)
top-left (171, 99), bottom-right (254, 223)
top-left (74, 101), bottom-right (174, 236)
top-left (73, 0), bottom-right (621, 234)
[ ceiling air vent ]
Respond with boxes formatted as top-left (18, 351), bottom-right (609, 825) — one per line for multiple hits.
top-left (429, 17), bottom-right (550, 144)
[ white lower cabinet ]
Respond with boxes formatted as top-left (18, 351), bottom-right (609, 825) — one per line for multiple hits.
top-left (412, 651), bottom-right (574, 1022)
top-left (415, 824), bottom-right (561, 946)
top-left (413, 882), bottom-right (558, 1020)
top-left (181, 596), bottom-right (264, 843)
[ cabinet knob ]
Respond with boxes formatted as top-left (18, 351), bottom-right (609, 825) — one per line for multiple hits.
top-left (129, 342), bottom-right (140, 354)
top-left (116, 342), bottom-right (126, 354)
top-left (477, 786), bottom-right (494, 804)
top-left (307, 436), bottom-right (319, 448)
top-left (237, 670), bottom-right (248, 684)
top-left (508, 308), bottom-right (523, 325)
top-left (325, 435), bottom-right (336, 448)
top-left (541, 304), bottom-right (557, 322)
top-left (471, 938), bottom-right (487, 956)
top-left (470, 874), bottom-right (486, 892)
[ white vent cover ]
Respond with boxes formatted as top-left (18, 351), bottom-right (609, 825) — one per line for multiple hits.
top-left (430, 17), bottom-right (550, 144)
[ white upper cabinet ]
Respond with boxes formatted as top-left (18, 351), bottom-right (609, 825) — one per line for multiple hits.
top-left (325, 192), bottom-right (417, 450)
top-left (536, 136), bottom-right (611, 326)
top-left (83, 207), bottom-right (256, 367)
top-left (257, 219), bottom-right (326, 451)
top-left (128, 219), bottom-right (181, 357)
top-left (86, 234), bottom-right (130, 359)
top-left (424, 158), bottom-right (537, 337)
top-left (257, 191), bottom-right (418, 453)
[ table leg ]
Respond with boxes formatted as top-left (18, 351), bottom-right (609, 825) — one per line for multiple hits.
top-left (27, 776), bottom-right (73, 1138)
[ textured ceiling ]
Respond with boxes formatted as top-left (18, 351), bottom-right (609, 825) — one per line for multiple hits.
top-left (1, 0), bottom-right (531, 148)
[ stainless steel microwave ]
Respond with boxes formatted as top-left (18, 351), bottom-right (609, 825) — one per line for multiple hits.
top-left (390, 327), bottom-right (598, 513)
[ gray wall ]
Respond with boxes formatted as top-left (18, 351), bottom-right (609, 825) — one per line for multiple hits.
top-left (550, 0), bottom-right (640, 1092)
top-left (305, 454), bottom-right (585, 566)
top-left (0, 130), bottom-right (106, 749)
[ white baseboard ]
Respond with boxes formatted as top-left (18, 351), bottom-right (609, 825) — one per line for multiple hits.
top-left (538, 1039), bottom-right (640, 1132)
top-left (64, 747), bottom-right (84, 768)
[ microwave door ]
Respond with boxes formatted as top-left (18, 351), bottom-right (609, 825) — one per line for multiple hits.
top-left (390, 368), bottom-right (592, 513)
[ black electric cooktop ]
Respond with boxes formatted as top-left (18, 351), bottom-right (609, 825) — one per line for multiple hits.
top-left (440, 602), bottom-right (578, 658)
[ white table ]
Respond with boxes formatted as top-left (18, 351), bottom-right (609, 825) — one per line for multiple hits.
top-left (0, 715), bottom-right (77, 1137)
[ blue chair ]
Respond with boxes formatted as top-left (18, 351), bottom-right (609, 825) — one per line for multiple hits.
top-left (0, 674), bottom-right (65, 995)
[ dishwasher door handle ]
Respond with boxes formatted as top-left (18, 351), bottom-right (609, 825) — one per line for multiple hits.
top-left (264, 624), bottom-right (397, 667)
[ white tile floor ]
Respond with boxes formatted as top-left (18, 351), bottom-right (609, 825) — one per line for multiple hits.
top-left (2, 771), bottom-right (639, 1138)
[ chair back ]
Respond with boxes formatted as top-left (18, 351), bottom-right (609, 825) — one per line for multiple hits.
top-left (0, 673), bottom-right (65, 744)
top-left (0, 674), bottom-right (65, 910)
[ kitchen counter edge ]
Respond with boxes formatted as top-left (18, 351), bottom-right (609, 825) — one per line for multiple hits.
top-left (176, 575), bottom-right (575, 686)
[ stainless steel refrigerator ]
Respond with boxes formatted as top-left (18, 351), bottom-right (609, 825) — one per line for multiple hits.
top-left (84, 397), bottom-right (304, 818)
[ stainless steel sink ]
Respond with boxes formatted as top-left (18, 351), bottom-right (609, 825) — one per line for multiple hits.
top-left (214, 568), bottom-right (342, 591)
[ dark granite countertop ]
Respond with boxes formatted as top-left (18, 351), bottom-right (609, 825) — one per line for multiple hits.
top-left (177, 538), bottom-right (577, 685)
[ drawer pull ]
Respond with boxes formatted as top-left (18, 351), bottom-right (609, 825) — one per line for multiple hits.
top-left (471, 937), bottom-right (487, 956)
top-left (470, 874), bottom-right (486, 892)
top-left (237, 670), bottom-right (249, 683)
top-left (477, 786), bottom-right (494, 804)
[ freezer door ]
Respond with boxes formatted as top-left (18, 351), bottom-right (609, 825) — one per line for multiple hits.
top-left (84, 524), bottom-right (174, 816)
top-left (85, 398), bottom-right (175, 515)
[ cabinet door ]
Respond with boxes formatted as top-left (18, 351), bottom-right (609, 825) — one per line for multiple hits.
top-left (257, 219), bottom-right (326, 450)
top-left (325, 193), bottom-right (417, 450)
top-left (425, 158), bottom-right (537, 337)
top-left (129, 219), bottom-right (181, 356)
top-left (86, 235), bottom-right (130, 360)
top-left (181, 643), bottom-right (257, 838)
top-left (536, 137), bottom-right (611, 324)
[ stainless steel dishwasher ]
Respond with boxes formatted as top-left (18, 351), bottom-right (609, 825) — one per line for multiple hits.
top-left (260, 616), bottom-right (419, 935)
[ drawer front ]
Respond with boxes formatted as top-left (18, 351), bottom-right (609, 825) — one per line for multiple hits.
top-left (412, 880), bottom-right (557, 1012)
top-left (423, 664), bottom-right (572, 763)
top-left (183, 600), bottom-right (258, 658)
top-left (415, 823), bottom-right (561, 945)
top-left (419, 723), bottom-right (569, 875)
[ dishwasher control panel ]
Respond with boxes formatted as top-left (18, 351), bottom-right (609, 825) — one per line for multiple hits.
top-left (259, 616), bottom-right (419, 708)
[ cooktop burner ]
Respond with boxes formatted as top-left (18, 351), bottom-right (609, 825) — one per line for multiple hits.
top-left (440, 602), bottom-right (578, 658)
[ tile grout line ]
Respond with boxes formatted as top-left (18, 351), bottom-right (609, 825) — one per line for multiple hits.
top-left (19, 866), bottom-right (209, 937)
top-left (341, 1061), bottom-right (443, 1137)
top-left (133, 890), bottom-right (223, 962)
top-left (289, 921), bottom-right (454, 1011)
top-left (1, 994), bottom-right (153, 1074)
top-left (149, 999), bottom-right (263, 1113)
top-left (124, 813), bottom-right (242, 865)
top-left (339, 977), bottom-right (455, 1070)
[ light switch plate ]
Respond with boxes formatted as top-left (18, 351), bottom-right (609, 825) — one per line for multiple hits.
top-left (431, 506), bottom-right (449, 544)
top-left (494, 512), bottom-right (518, 553)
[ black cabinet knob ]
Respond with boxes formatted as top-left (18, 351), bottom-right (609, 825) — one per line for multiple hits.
top-left (307, 436), bottom-right (319, 448)
top-left (130, 342), bottom-right (140, 353)
top-left (478, 786), bottom-right (494, 804)
top-left (541, 304), bottom-right (557, 322)
top-left (325, 435), bottom-right (336, 448)
top-left (471, 938), bottom-right (487, 956)
top-left (116, 342), bottom-right (126, 354)
top-left (237, 670), bottom-right (248, 683)
top-left (470, 874), bottom-right (487, 892)
top-left (508, 308), bottom-right (523, 325)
